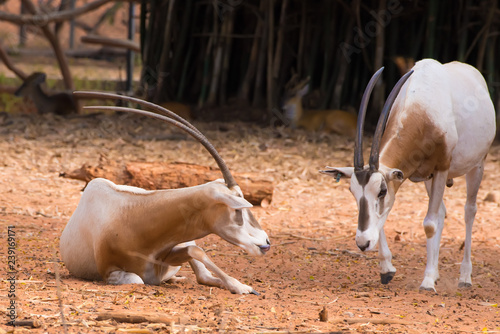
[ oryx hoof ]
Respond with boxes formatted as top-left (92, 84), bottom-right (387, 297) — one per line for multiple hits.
top-left (458, 282), bottom-right (472, 289)
top-left (380, 271), bottom-right (396, 284)
top-left (418, 286), bottom-right (436, 292)
top-left (251, 289), bottom-right (260, 296)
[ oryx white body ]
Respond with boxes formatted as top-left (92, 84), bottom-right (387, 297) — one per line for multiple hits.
top-left (323, 59), bottom-right (495, 291)
top-left (60, 178), bottom-right (270, 294)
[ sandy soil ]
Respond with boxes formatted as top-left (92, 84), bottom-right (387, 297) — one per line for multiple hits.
top-left (0, 110), bottom-right (499, 334)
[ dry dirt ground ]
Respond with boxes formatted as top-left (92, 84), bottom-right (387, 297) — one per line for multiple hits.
top-left (0, 110), bottom-right (499, 334)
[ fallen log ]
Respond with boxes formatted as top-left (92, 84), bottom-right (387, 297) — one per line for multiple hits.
top-left (60, 160), bottom-right (274, 205)
top-left (96, 310), bottom-right (188, 325)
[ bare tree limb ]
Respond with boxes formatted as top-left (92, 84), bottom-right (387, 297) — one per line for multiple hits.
top-left (81, 34), bottom-right (140, 52)
top-left (0, 0), bottom-right (121, 26)
top-left (0, 43), bottom-right (28, 80)
top-left (20, 0), bottom-right (74, 91)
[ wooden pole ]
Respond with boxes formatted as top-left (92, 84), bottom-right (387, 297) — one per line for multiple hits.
top-left (154, 0), bottom-right (176, 103)
top-left (125, 2), bottom-right (136, 92)
top-left (239, 2), bottom-right (263, 102)
top-left (266, 0), bottom-right (274, 112)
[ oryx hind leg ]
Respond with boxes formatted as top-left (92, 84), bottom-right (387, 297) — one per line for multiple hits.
top-left (459, 163), bottom-right (484, 288)
top-left (420, 172), bottom-right (447, 291)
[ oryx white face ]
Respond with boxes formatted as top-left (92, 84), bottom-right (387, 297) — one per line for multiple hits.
top-left (350, 168), bottom-right (398, 251)
top-left (321, 166), bottom-right (403, 252)
top-left (209, 182), bottom-right (271, 256)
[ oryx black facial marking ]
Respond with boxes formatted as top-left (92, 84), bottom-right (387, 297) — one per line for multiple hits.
top-left (354, 169), bottom-right (388, 231)
top-left (358, 196), bottom-right (370, 231)
top-left (354, 169), bottom-right (373, 231)
top-left (354, 169), bottom-right (373, 187)
top-left (242, 209), bottom-right (263, 229)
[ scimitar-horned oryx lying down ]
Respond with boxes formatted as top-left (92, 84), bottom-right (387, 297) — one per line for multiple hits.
top-left (60, 91), bottom-right (271, 295)
top-left (321, 59), bottom-right (495, 291)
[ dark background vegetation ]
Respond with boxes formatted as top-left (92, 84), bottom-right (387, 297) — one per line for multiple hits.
top-left (140, 0), bottom-right (500, 125)
top-left (0, 0), bottom-right (498, 127)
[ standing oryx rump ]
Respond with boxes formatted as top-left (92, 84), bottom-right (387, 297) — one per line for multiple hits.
top-left (60, 92), bottom-right (270, 295)
top-left (321, 59), bottom-right (496, 291)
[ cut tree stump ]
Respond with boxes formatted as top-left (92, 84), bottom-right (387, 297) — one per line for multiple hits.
top-left (60, 160), bottom-right (274, 205)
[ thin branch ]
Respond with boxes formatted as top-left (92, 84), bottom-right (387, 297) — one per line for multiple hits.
top-left (0, 43), bottom-right (28, 80)
top-left (81, 34), bottom-right (140, 52)
top-left (0, 0), bottom-right (122, 26)
top-left (20, 0), bottom-right (74, 90)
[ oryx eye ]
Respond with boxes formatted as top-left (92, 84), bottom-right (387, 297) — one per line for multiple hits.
top-left (378, 188), bottom-right (387, 199)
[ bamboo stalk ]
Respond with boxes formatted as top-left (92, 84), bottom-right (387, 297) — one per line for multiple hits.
top-left (252, 0), bottom-right (269, 107)
top-left (219, 10), bottom-right (235, 105)
top-left (424, 0), bottom-right (438, 58)
top-left (297, 0), bottom-right (307, 77)
top-left (172, 0), bottom-right (194, 88)
top-left (272, 0), bottom-right (288, 80)
top-left (320, 0), bottom-right (335, 95)
top-left (476, 0), bottom-right (496, 71)
top-left (153, 0), bottom-right (176, 103)
top-left (457, 0), bottom-right (470, 61)
top-left (205, 2), bottom-right (226, 107)
top-left (371, 0), bottom-right (386, 115)
top-left (266, 0), bottom-right (275, 112)
top-left (197, 4), bottom-right (215, 108)
top-left (239, 1), bottom-right (264, 102)
top-left (176, 3), bottom-right (199, 101)
top-left (333, 5), bottom-right (355, 110)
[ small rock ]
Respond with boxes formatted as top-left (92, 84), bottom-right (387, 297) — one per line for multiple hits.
top-left (484, 191), bottom-right (500, 203)
top-left (319, 306), bottom-right (328, 322)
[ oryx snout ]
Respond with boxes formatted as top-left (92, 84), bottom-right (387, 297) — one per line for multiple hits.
top-left (356, 228), bottom-right (379, 252)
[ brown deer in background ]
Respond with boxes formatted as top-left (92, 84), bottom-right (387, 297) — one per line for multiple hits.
top-left (282, 77), bottom-right (357, 137)
top-left (15, 72), bottom-right (77, 115)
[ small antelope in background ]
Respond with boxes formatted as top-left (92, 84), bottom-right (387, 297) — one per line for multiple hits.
top-left (60, 92), bottom-right (270, 294)
top-left (282, 77), bottom-right (357, 137)
top-left (321, 59), bottom-right (495, 291)
top-left (15, 72), bottom-right (76, 115)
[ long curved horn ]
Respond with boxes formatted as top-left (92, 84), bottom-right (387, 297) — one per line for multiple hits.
top-left (368, 69), bottom-right (414, 171)
top-left (354, 67), bottom-right (385, 171)
top-left (73, 91), bottom-right (238, 189)
top-left (73, 91), bottom-right (201, 135)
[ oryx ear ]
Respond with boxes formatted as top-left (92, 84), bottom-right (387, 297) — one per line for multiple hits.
top-left (387, 168), bottom-right (404, 181)
top-left (297, 83), bottom-right (309, 97)
top-left (214, 192), bottom-right (253, 209)
top-left (320, 167), bottom-right (355, 182)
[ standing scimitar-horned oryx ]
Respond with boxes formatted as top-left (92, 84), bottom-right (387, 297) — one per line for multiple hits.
top-left (321, 59), bottom-right (495, 291)
top-left (60, 92), bottom-right (271, 295)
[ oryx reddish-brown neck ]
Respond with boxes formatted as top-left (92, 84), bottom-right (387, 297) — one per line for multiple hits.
top-left (120, 186), bottom-right (215, 249)
top-left (378, 103), bottom-right (450, 185)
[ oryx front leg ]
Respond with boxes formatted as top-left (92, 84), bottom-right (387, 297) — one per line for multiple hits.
top-left (166, 243), bottom-right (258, 295)
top-left (459, 164), bottom-right (484, 288)
top-left (378, 228), bottom-right (396, 284)
top-left (420, 174), bottom-right (447, 291)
